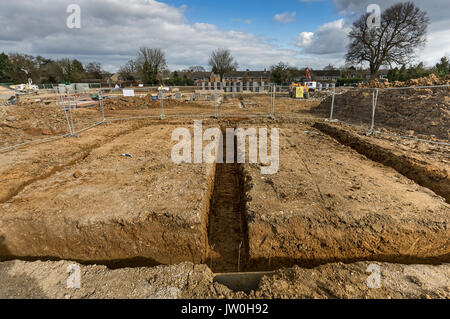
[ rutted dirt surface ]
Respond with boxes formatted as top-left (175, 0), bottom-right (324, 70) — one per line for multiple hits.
top-left (0, 260), bottom-right (448, 299)
top-left (314, 122), bottom-right (450, 203)
top-left (311, 87), bottom-right (450, 140)
top-left (243, 123), bottom-right (449, 270)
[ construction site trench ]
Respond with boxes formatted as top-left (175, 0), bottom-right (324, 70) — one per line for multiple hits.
top-left (0, 90), bottom-right (449, 296)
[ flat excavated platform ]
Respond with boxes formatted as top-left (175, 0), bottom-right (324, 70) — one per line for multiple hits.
top-left (0, 124), bottom-right (216, 265)
top-left (244, 124), bottom-right (449, 270)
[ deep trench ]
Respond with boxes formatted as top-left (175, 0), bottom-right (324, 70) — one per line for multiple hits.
top-left (207, 128), bottom-right (249, 273)
top-left (1, 120), bottom-right (448, 275)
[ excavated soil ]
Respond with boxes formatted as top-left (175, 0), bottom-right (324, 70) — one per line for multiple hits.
top-left (243, 123), bottom-right (449, 271)
top-left (311, 87), bottom-right (450, 140)
top-left (0, 94), bottom-right (449, 299)
top-left (0, 124), bottom-right (217, 266)
top-left (0, 260), bottom-right (448, 299)
top-left (0, 101), bottom-right (103, 147)
top-left (360, 73), bottom-right (450, 89)
top-left (314, 122), bottom-right (450, 203)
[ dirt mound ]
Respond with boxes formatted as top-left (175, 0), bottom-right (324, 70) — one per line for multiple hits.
top-left (0, 102), bottom-right (68, 146)
top-left (360, 74), bottom-right (450, 88)
top-left (0, 101), bottom-right (102, 147)
top-left (311, 87), bottom-right (450, 139)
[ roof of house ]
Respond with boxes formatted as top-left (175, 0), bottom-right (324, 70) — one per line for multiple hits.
top-left (223, 71), bottom-right (270, 78)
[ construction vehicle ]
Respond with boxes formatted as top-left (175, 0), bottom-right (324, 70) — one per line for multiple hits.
top-left (304, 68), bottom-right (317, 92)
top-left (13, 78), bottom-right (39, 93)
top-left (289, 68), bottom-right (318, 99)
top-left (290, 83), bottom-right (309, 99)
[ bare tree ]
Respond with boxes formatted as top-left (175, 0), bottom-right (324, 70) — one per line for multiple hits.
top-left (208, 49), bottom-right (238, 81)
top-left (346, 2), bottom-right (429, 77)
top-left (118, 60), bottom-right (138, 81)
top-left (136, 47), bottom-right (167, 84)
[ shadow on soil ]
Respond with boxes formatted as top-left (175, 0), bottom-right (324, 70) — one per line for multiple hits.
top-left (246, 253), bottom-right (450, 272)
top-left (0, 235), bottom-right (48, 298)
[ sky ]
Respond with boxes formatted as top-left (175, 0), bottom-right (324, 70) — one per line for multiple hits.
top-left (0, 0), bottom-right (449, 72)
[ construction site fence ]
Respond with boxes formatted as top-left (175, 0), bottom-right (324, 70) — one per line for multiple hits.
top-left (2, 84), bottom-right (449, 154)
top-left (326, 84), bottom-right (450, 146)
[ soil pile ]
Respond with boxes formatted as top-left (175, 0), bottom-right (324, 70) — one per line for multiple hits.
top-left (0, 101), bottom-right (101, 147)
top-left (311, 87), bottom-right (450, 139)
top-left (0, 102), bottom-right (69, 146)
top-left (360, 74), bottom-right (450, 88)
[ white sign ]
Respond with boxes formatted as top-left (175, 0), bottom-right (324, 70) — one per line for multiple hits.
top-left (123, 89), bottom-right (135, 97)
top-left (306, 82), bottom-right (317, 89)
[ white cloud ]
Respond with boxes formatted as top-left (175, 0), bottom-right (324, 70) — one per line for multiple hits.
top-left (296, 19), bottom-right (350, 56)
top-left (0, 0), bottom-right (300, 72)
top-left (297, 32), bottom-right (314, 47)
top-left (331, 0), bottom-right (450, 65)
top-left (294, 1), bottom-right (450, 67)
top-left (273, 11), bottom-right (297, 24)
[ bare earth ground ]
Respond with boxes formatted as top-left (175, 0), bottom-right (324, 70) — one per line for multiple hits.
top-left (243, 123), bottom-right (449, 271)
top-left (0, 124), bottom-right (216, 265)
top-left (0, 260), bottom-right (448, 299)
top-left (0, 92), bottom-right (449, 299)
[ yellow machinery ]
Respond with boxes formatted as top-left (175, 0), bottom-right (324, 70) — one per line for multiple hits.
top-left (290, 83), bottom-right (309, 99)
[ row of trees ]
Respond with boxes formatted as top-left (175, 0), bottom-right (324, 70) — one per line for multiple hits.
top-left (118, 48), bottom-right (239, 85)
top-left (0, 52), bottom-right (109, 84)
top-left (387, 57), bottom-right (450, 82)
top-left (1, 1), bottom-right (447, 86)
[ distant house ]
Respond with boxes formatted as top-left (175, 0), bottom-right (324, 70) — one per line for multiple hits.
top-left (310, 70), bottom-right (341, 82)
top-left (290, 70), bottom-right (342, 83)
top-left (223, 70), bottom-right (271, 83)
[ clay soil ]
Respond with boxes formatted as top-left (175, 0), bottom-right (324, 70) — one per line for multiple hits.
top-left (1, 260), bottom-right (448, 299)
top-left (243, 123), bottom-right (449, 271)
top-left (0, 123), bottom-right (217, 266)
top-left (0, 94), bottom-right (449, 299)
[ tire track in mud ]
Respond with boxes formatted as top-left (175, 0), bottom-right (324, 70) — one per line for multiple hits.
top-left (0, 121), bottom-right (152, 204)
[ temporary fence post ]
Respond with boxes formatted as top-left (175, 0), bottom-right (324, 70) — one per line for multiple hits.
top-left (159, 90), bottom-right (166, 120)
top-left (67, 93), bottom-right (76, 136)
top-left (269, 84), bottom-right (275, 119)
top-left (329, 87), bottom-right (336, 120)
top-left (99, 89), bottom-right (105, 122)
top-left (214, 101), bottom-right (219, 119)
top-left (368, 89), bottom-right (379, 135)
top-left (60, 92), bottom-right (72, 136)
